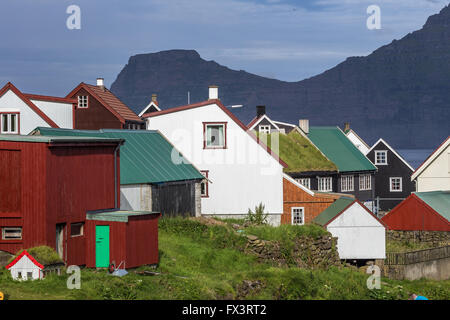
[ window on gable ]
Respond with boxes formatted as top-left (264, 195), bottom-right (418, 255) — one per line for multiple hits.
top-left (390, 177), bottom-right (402, 192)
top-left (318, 177), bottom-right (332, 192)
top-left (291, 207), bottom-right (305, 225)
top-left (259, 125), bottom-right (270, 134)
top-left (78, 95), bottom-right (88, 108)
top-left (1, 113), bottom-right (19, 134)
top-left (200, 170), bottom-right (209, 198)
top-left (341, 175), bottom-right (354, 192)
top-left (295, 178), bottom-right (311, 189)
top-left (204, 123), bottom-right (226, 149)
top-left (375, 150), bottom-right (387, 165)
top-left (2, 227), bottom-right (22, 240)
top-left (359, 174), bottom-right (372, 191)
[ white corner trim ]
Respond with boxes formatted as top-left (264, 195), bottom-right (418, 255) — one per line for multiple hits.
top-left (283, 173), bottom-right (314, 196)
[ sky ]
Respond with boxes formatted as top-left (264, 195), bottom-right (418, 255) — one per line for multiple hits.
top-left (0, 0), bottom-right (448, 96)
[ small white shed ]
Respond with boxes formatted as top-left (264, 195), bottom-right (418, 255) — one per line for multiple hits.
top-left (5, 250), bottom-right (44, 281)
top-left (313, 197), bottom-right (386, 260)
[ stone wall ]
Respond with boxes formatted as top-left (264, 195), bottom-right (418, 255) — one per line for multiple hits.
top-left (0, 251), bottom-right (13, 267)
top-left (244, 234), bottom-right (341, 269)
top-left (387, 230), bottom-right (450, 246)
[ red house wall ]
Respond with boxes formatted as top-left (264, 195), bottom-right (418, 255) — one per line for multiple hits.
top-left (70, 87), bottom-right (124, 130)
top-left (0, 142), bottom-right (48, 254)
top-left (382, 194), bottom-right (450, 231)
top-left (126, 215), bottom-right (160, 268)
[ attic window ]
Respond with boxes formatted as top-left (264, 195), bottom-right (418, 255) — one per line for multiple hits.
top-left (259, 125), bottom-right (270, 134)
top-left (203, 122), bottom-right (227, 149)
top-left (296, 178), bottom-right (311, 189)
top-left (2, 227), bottom-right (22, 240)
top-left (375, 150), bottom-right (387, 165)
top-left (78, 96), bottom-right (88, 108)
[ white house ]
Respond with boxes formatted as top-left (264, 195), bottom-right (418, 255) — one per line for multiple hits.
top-left (411, 136), bottom-right (450, 192)
top-left (0, 82), bottom-right (75, 134)
top-left (5, 250), bottom-right (44, 281)
top-left (344, 124), bottom-right (370, 155)
top-left (313, 197), bottom-right (386, 260)
top-left (143, 86), bottom-right (286, 225)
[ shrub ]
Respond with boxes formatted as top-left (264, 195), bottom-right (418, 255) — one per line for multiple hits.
top-left (246, 203), bottom-right (269, 225)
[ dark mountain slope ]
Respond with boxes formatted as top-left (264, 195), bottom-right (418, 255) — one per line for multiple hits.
top-left (111, 5), bottom-right (450, 148)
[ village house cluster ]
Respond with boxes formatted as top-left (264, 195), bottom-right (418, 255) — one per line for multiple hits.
top-left (0, 79), bottom-right (448, 277)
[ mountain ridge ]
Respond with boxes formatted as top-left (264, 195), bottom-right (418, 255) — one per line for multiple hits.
top-left (111, 4), bottom-right (450, 149)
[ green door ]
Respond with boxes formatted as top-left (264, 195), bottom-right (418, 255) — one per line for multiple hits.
top-left (95, 226), bottom-right (110, 268)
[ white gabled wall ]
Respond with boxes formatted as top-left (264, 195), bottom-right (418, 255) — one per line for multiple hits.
top-left (0, 90), bottom-right (50, 134)
top-left (30, 99), bottom-right (73, 129)
top-left (9, 255), bottom-right (43, 280)
top-left (146, 103), bottom-right (284, 219)
top-left (327, 202), bottom-right (385, 260)
top-left (415, 143), bottom-right (450, 192)
top-left (120, 184), bottom-right (152, 211)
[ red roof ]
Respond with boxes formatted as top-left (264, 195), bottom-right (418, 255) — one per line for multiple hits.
top-left (0, 82), bottom-right (59, 128)
top-left (247, 115), bottom-right (262, 129)
top-left (67, 83), bottom-right (143, 124)
top-left (5, 250), bottom-right (45, 270)
top-left (143, 99), bottom-right (288, 168)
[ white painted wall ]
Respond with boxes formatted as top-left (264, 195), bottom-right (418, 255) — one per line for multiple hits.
top-left (327, 202), bottom-right (386, 260)
top-left (415, 144), bottom-right (450, 192)
top-left (9, 255), bottom-right (43, 280)
top-left (146, 103), bottom-right (284, 222)
top-left (346, 131), bottom-right (370, 155)
top-left (30, 99), bottom-right (73, 129)
top-left (120, 184), bottom-right (152, 211)
top-left (0, 89), bottom-right (73, 134)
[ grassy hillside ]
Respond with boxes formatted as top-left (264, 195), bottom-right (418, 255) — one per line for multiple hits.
top-left (0, 218), bottom-right (448, 300)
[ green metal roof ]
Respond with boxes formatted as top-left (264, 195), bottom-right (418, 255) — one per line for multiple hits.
top-left (308, 127), bottom-right (377, 172)
top-left (33, 127), bottom-right (204, 185)
top-left (0, 134), bottom-right (123, 144)
top-left (313, 197), bottom-right (355, 226)
top-left (86, 210), bottom-right (159, 223)
top-left (415, 191), bottom-right (450, 221)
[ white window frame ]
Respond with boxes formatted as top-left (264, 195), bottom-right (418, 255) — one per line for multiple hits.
top-left (341, 175), bottom-right (354, 192)
top-left (375, 150), bottom-right (388, 165)
top-left (204, 123), bottom-right (226, 149)
top-left (318, 177), bottom-right (332, 192)
top-left (78, 95), bottom-right (88, 108)
top-left (295, 178), bottom-right (311, 189)
top-left (2, 227), bottom-right (22, 240)
top-left (200, 170), bottom-right (209, 198)
top-left (359, 174), bottom-right (372, 191)
top-left (1, 113), bottom-right (19, 134)
top-left (258, 125), bottom-right (271, 134)
top-left (389, 177), bottom-right (403, 192)
top-left (291, 207), bottom-right (305, 225)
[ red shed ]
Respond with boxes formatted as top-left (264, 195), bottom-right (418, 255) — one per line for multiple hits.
top-left (0, 135), bottom-right (160, 268)
top-left (382, 191), bottom-right (450, 231)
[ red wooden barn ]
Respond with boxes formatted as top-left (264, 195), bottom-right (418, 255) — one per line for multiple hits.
top-left (0, 135), bottom-right (160, 268)
top-left (382, 191), bottom-right (450, 231)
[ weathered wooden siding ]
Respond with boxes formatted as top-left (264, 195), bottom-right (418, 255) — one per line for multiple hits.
top-left (126, 215), bottom-right (160, 268)
top-left (70, 87), bottom-right (124, 130)
top-left (282, 177), bottom-right (340, 225)
top-left (382, 194), bottom-right (450, 231)
top-left (152, 181), bottom-right (197, 217)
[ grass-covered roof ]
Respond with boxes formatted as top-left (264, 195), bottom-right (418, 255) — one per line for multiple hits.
top-left (257, 131), bottom-right (337, 173)
top-left (9, 246), bottom-right (64, 266)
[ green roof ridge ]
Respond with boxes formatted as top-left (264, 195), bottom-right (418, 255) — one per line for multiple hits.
top-left (313, 197), bottom-right (355, 226)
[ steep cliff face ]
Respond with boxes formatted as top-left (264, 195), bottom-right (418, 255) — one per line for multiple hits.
top-left (111, 5), bottom-right (450, 148)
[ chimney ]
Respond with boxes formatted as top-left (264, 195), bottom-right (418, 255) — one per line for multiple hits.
top-left (256, 106), bottom-right (266, 118)
top-left (344, 122), bottom-right (350, 132)
top-left (299, 119), bottom-right (309, 134)
top-left (96, 78), bottom-right (104, 87)
top-left (151, 94), bottom-right (157, 102)
top-left (208, 85), bottom-right (219, 100)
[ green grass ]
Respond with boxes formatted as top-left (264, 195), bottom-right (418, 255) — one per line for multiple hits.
top-left (257, 131), bottom-right (337, 172)
top-left (0, 218), bottom-right (448, 300)
top-left (8, 246), bottom-right (63, 266)
top-left (386, 240), bottom-right (438, 253)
